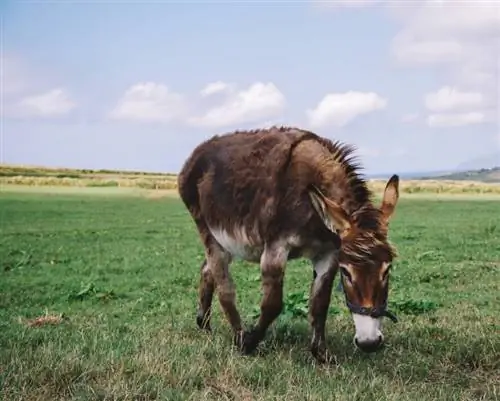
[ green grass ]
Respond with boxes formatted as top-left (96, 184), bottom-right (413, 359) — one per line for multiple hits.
top-left (1, 189), bottom-right (499, 401)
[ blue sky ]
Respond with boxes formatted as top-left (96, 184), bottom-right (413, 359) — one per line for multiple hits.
top-left (2, 1), bottom-right (499, 174)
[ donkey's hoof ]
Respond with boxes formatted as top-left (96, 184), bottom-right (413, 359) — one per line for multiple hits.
top-left (233, 329), bottom-right (261, 355)
top-left (196, 313), bottom-right (211, 332)
top-left (310, 343), bottom-right (326, 363)
top-left (311, 342), bottom-right (335, 364)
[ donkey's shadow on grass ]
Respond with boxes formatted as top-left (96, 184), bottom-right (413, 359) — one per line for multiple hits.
top-left (238, 317), bottom-right (386, 364)
top-left (209, 314), bottom-right (496, 388)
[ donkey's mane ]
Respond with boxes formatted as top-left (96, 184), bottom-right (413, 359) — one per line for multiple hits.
top-left (280, 127), bottom-right (397, 266)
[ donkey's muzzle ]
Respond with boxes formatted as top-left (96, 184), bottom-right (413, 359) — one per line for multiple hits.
top-left (355, 334), bottom-right (383, 353)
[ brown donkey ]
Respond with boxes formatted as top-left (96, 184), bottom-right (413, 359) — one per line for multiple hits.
top-left (177, 126), bottom-right (400, 361)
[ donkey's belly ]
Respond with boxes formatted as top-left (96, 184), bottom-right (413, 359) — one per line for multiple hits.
top-left (208, 225), bottom-right (264, 263)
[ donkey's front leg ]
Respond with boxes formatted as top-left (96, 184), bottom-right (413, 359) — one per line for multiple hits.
top-left (309, 250), bottom-right (339, 362)
top-left (236, 242), bottom-right (289, 355)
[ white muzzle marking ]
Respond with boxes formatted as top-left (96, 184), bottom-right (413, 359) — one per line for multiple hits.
top-left (352, 313), bottom-right (383, 344)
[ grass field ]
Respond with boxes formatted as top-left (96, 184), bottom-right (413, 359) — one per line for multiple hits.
top-left (1, 187), bottom-right (499, 400)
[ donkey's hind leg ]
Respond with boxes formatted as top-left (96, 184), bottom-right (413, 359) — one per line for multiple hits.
top-left (205, 238), bottom-right (243, 340)
top-left (196, 258), bottom-right (215, 331)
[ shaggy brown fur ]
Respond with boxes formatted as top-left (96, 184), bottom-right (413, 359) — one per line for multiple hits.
top-left (178, 126), bottom-right (400, 361)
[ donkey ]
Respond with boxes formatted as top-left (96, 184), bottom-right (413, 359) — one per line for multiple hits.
top-left (177, 126), bottom-right (400, 361)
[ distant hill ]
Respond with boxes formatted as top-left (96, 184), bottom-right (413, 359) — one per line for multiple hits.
top-left (419, 167), bottom-right (500, 183)
top-left (369, 152), bottom-right (500, 182)
top-left (366, 170), bottom-right (455, 180)
top-left (456, 152), bottom-right (500, 171)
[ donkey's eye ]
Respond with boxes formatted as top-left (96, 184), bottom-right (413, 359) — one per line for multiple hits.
top-left (341, 267), bottom-right (353, 284)
top-left (382, 264), bottom-right (392, 281)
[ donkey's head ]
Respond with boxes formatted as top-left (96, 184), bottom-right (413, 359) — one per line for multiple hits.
top-left (309, 174), bottom-right (400, 353)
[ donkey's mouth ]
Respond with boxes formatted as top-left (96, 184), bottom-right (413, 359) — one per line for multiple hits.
top-left (354, 336), bottom-right (384, 353)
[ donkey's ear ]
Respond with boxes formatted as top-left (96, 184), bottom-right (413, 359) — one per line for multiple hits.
top-left (380, 174), bottom-right (400, 223)
top-left (308, 187), bottom-right (352, 238)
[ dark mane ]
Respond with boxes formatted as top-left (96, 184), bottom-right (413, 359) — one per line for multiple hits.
top-left (279, 128), bottom-right (396, 266)
top-left (306, 133), bottom-right (374, 207)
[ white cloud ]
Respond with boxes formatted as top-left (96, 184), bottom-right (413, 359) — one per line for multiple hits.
top-left (1, 55), bottom-right (79, 121)
top-left (409, 3), bottom-right (499, 39)
top-left (427, 112), bottom-right (486, 128)
top-left (455, 62), bottom-right (496, 87)
top-left (199, 81), bottom-right (233, 97)
top-left (392, 37), bottom-right (464, 66)
top-left (306, 91), bottom-right (387, 128)
top-left (424, 86), bottom-right (485, 113)
top-left (15, 88), bottom-right (76, 117)
top-left (189, 82), bottom-right (285, 128)
top-left (391, 2), bottom-right (500, 68)
top-left (109, 82), bottom-right (186, 123)
top-left (390, 2), bottom-right (499, 127)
